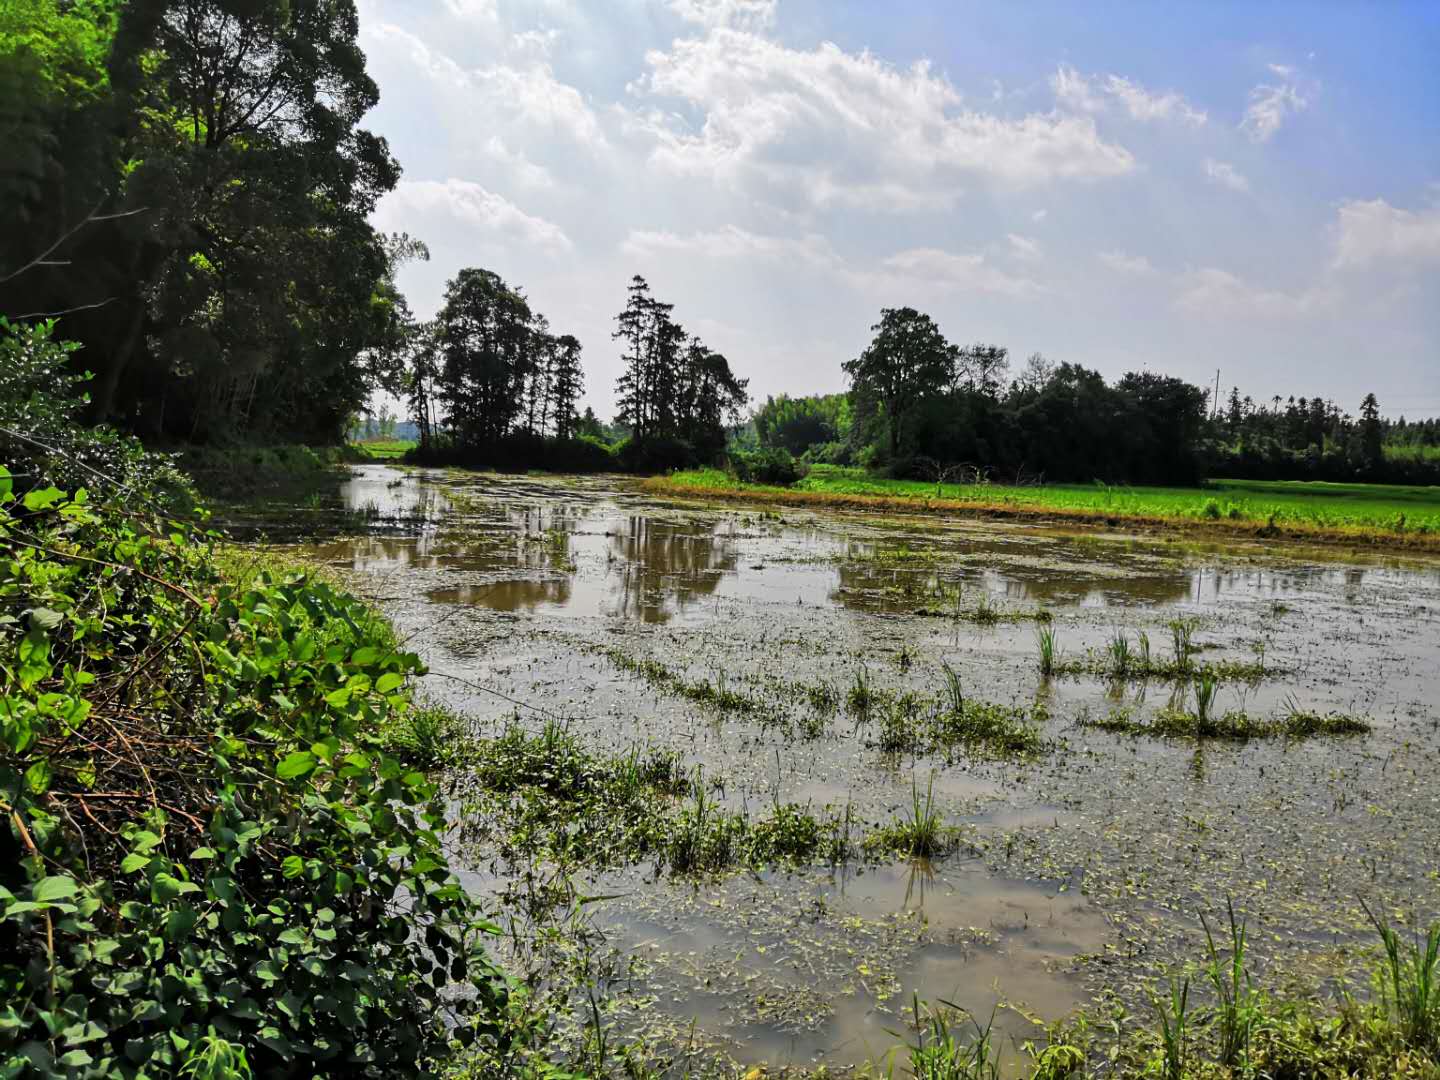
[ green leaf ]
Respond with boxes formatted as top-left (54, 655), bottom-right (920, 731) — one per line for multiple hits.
top-left (119, 854), bottom-right (150, 874)
top-left (33, 876), bottom-right (79, 903)
top-left (24, 760), bottom-right (52, 795)
top-left (375, 672), bottom-right (404, 694)
top-left (23, 486), bottom-right (64, 511)
top-left (0, 465), bottom-right (11, 499)
top-left (323, 688), bottom-right (352, 708)
top-left (350, 646), bottom-right (380, 666)
top-left (281, 856), bottom-right (303, 879)
top-left (277, 751), bottom-right (317, 779)
top-left (28, 607), bottom-right (64, 631)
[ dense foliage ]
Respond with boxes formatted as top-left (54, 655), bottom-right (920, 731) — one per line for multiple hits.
top-left (0, 0), bottom-right (410, 443)
top-left (0, 344), bottom-right (518, 1076)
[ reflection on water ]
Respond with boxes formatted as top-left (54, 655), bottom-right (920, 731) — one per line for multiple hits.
top-left (287, 466), bottom-right (1428, 626)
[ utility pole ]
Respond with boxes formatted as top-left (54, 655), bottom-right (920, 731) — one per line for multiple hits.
top-left (1212, 369), bottom-right (1221, 420)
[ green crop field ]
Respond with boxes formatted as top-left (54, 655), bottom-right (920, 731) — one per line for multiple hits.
top-left (658, 464), bottom-right (1440, 537)
top-left (349, 438), bottom-right (416, 460)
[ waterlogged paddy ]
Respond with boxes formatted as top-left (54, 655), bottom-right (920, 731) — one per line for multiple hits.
top-left (261, 466), bottom-right (1440, 1073)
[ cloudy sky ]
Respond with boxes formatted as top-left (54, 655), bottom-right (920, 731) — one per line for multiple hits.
top-left (360, 0), bottom-right (1440, 420)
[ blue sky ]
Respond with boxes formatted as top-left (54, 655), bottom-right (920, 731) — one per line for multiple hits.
top-left (358, 0), bottom-right (1440, 419)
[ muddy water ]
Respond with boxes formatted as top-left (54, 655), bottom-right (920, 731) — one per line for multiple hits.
top-left (276, 466), bottom-right (1440, 1072)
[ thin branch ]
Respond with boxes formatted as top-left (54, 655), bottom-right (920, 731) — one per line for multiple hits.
top-left (0, 204), bottom-right (152, 285)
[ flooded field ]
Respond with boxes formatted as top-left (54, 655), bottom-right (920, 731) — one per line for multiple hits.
top-left (239, 465), bottom-right (1440, 1073)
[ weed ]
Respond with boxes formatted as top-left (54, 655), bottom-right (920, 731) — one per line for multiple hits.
top-left (1202, 898), bottom-right (1263, 1067)
top-left (1169, 617), bottom-right (1199, 670)
top-left (1108, 631), bottom-right (1132, 676)
top-left (1151, 973), bottom-right (1192, 1080)
top-left (1192, 670), bottom-right (1219, 730)
top-left (941, 662), bottom-right (965, 714)
top-left (847, 665), bottom-right (875, 715)
top-left (180, 1037), bottom-right (253, 1080)
top-left (864, 774), bottom-right (966, 859)
top-left (1037, 625), bottom-right (1060, 676)
top-left (1363, 900), bottom-right (1440, 1050)
top-left (1137, 630), bottom-right (1152, 671)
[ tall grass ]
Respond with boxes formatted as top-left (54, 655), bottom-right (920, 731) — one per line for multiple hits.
top-left (1107, 631), bottom-right (1131, 676)
top-left (1036, 625), bottom-right (1059, 676)
top-left (1151, 974), bottom-right (1192, 1080)
top-left (1364, 900), bottom-right (1440, 1050)
top-left (1202, 898), bottom-right (1262, 1067)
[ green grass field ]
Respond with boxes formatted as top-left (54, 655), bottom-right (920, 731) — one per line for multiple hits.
top-left (658, 464), bottom-right (1440, 538)
top-left (349, 438), bottom-right (416, 460)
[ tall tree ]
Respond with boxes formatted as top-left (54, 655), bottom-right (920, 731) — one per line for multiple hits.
top-left (843, 308), bottom-right (958, 461)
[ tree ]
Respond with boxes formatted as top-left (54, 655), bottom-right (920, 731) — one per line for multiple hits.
top-left (955, 343), bottom-right (1009, 398)
top-left (843, 308), bottom-right (957, 461)
top-left (2, 0), bottom-right (406, 444)
top-left (1359, 392), bottom-right (1382, 469)
top-left (435, 268), bottom-right (533, 445)
top-left (548, 334), bottom-right (584, 439)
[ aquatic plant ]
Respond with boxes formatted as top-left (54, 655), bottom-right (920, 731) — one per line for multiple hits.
top-left (1151, 973), bottom-right (1192, 1080)
top-left (1192, 670), bottom-right (1219, 730)
top-left (1169, 617), bottom-right (1199, 670)
top-left (1364, 900), bottom-right (1440, 1051)
top-left (1202, 898), bottom-right (1262, 1067)
top-left (942, 662), bottom-right (965, 714)
top-left (864, 774), bottom-right (966, 859)
top-left (1036, 625), bottom-right (1059, 676)
top-left (1137, 630), bottom-right (1152, 671)
top-left (1108, 631), bottom-right (1132, 676)
top-left (847, 664), bottom-right (875, 715)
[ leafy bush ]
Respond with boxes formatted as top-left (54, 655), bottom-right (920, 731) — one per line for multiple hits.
top-left (613, 435), bottom-right (696, 475)
top-left (0, 319), bottom-right (195, 511)
top-left (729, 447), bottom-right (807, 486)
top-left (0, 469), bottom-right (516, 1077)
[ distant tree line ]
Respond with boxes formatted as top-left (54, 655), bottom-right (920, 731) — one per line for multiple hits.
top-left (1207, 388), bottom-right (1440, 483)
top-left (749, 307), bottom-right (1438, 487)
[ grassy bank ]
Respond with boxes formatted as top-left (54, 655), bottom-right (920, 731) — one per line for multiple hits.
top-left (648, 465), bottom-right (1440, 551)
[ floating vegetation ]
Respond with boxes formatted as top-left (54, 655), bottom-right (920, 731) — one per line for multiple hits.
top-left (457, 719), bottom-right (855, 874)
top-left (598, 646), bottom-right (773, 718)
top-left (869, 676), bottom-right (1046, 758)
top-left (1081, 702), bottom-right (1371, 741)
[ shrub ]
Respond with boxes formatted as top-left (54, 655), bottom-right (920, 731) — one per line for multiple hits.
top-left (0, 318), bottom-right (196, 512)
top-left (613, 435), bottom-right (696, 474)
top-left (0, 469), bottom-right (516, 1077)
top-left (729, 446), bottom-right (807, 485)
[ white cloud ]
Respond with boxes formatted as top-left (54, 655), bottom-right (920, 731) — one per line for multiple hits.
top-left (1240, 76), bottom-right (1308, 143)
top-left (442, 0), bottom-right (498, 23)
top-left (1032, 208), bottom-right (1048, 223)
top-left (872, 248), bottom-right (1044, 297)
top-left (668, 0), bottom-right (776, 31)
top-left (1007, 233), bottom-right (1042, 260)
top-left (1051, 64), bottom-right (1104, 113)
top-left (631, 32), bottom-right (1134, 211)
top-left (1333, 198), bottom-right (1440, 268)
top-left (1052, 65), bottom-right (1206, 125)
top-left (364, 22), bottom-right (607, 152)
top-left (377, 179), bottom-right (573, 252)
top-left (620, 227), bottom-right (1040, 296)
top-left (1101, 74), bottom-right (1207, 125)
top-left (1204, 158), bottom-right (1249, 192)
top-left (1174, 267), bottom-right (1329, 319)
top-left (480, 137), bottom-right (557, 189)
top-left (620, 224), bottom-right (835, 265)
top-left (1098, 250), bottom-right (1155, 275)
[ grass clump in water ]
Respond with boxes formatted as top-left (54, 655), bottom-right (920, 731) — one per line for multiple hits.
top-left (863, 775), bottom-right (969, 859)
top-left (460, 721), bottom-right (853, 874)
top-left (870, 673), bottom-right (1045, 758)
